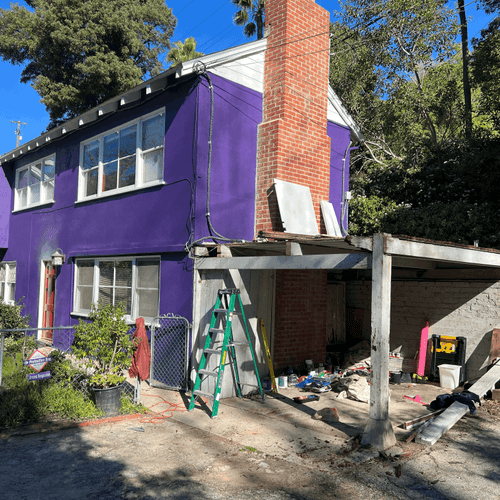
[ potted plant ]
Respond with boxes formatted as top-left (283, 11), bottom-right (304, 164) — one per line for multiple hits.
top-left (72, 302), bottom-right (137, 415)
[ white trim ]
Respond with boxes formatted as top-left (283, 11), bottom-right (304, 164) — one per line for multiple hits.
top-left (37, 260), bottom-right (51, 335)
top-left (77, 108), bottom-right (165, 202)
top-left (72, 255), bottom-right (161, 322)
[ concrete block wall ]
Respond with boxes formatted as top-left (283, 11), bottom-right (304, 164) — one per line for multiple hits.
top-left (273, 270), bottom-right (328, 369)
top-left (346, 280), bottom-right (500, 380)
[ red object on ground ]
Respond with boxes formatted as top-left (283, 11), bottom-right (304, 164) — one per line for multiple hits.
top-left (403, 395), bottom-right (427, 405)
top-left (129, 317), bottom-right (151, 381)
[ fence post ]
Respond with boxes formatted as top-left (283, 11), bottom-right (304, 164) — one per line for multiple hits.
top-left (0, 331), bottom-right (5, 387)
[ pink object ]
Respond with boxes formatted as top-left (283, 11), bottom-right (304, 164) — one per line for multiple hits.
top-left (417, 321), bottom-right (429, 376)
top-left (129, 317), bottom-right (151, 381)
top-left (404, 395), bottom-right (427, 405)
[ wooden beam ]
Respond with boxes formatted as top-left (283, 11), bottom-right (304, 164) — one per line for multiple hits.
top-left (385, 236), bottom-right (500, 267)
top-left (195, 253), bottom-right (372, 270)
top-left (416, 361), bottom-right (500, 445)
top-left (362, 234), bottom-right (396, 450)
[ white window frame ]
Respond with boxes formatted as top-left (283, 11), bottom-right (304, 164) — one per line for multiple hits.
top-left (77, 108), bottom-right (165, 202)
top-left (0, 262), bottom-right (16, 305)
top-left (14, 154), bottom-right (56, 211)
top-left (72, 256), bottom-right (160, 323)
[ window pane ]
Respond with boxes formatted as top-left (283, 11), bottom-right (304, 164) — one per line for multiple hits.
top-left (99, 262), bottom-right (114, 287)
top-left (31, 183), bottom-right (40, 204)
top-left (86, 169), bottom-right (98, 197)
top-left (43, 180), bottom-right (55, 201)
top-left (120, 125), bottom-right (137, 158)
top-left (0, 282), bottom-right (4, 301)
top-left (76, 286), bottom-right (93, 311)
top-left (43, 158), bottom-right (55, 180)
top-left (7, 265), bottom-right (16, 283)
top-left (0, 265), bottom-right (5, 282)
top-left (115, 287), bottom-right (132, 313)
top-left (143, 149), bottom-right (163, 183)
top-left (142, 114), bottom-right (164, 151)
top-left (30, 164), bottom-right (42, 185)
top-left (103, 133), bottom-right (119, 164)
top-left (18, 188), bottom-right (28, 208)
top-left (6, 283), bottom-right (15, 303)
top-left (103, 161), bottom-right (118, 192)
top-left (98, 287), bottom-right (113, 307)
top-left (77, 261), bottom-right (94, 286)
top-left (115, 261), bottom-right (132, 287)
top-left (137, 289), bottom-right (159, 318)
top-left (83, 140), bottom-right (99, 170)
top-left (137, 260), bottom-right (159, 288)
top-left (17, 169), bottom-right (28, 189)
top-left (119, 156), bottom-right (136, 188)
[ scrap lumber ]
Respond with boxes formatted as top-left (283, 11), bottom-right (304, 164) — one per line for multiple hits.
top-left (416, 361), bottom-right (500, 445)
top-left (402, 409), bottom-right (444, 430)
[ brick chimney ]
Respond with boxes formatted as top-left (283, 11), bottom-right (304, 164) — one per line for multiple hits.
top-left (255, 0), bottom-right (331, 235)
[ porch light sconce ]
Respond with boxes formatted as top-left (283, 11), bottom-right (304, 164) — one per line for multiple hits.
top-left (51, 249), bottom-right (66, 267)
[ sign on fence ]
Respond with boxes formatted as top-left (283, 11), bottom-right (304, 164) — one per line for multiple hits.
top-left (23, 350), bottom-right (52, 372)
top-left (28, 371), bottom-right (51, 381)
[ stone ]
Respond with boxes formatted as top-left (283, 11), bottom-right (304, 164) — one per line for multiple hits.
top-left (313, 408), bottom-right (340, 422)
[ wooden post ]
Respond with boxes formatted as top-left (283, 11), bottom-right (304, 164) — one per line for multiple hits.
top-left (362, 233), bottom-right (396, 449)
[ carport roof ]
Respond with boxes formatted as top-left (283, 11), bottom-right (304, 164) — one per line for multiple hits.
top-left (194, 232), bottom-right (500, 271)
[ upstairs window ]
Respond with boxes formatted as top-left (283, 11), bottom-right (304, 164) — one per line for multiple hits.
top-left (14, 155), bottom-right (55, 210)
top-left (73, 257), bottom-right (160, 322)
top-left (0, 262), bottom-right (16, 305)
top-left (78, 110), bottom-right (165, 201)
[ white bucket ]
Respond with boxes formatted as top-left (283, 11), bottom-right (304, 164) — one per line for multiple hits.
top-left (278, 376), bottom-right (288, 389)
top-left (438, 364), bottom-right (461, 389)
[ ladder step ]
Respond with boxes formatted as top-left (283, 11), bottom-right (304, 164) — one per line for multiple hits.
top-left (214, 308), bottom-right (228, 314)
top-left (193, 390), bottom-right (214, 399)
top-left (229, 341), bottom-right (250, 347)
top-left (209, 328), bottom-right (225, 334)
top-left (204, 348), bottom-right (222, 355)
top-left (199, 369), bottom-right (218, 377)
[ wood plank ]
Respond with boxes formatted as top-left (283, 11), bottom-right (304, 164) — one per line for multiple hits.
top-left (385, 236), bottom-right (500, 268)
top-left (196, 253), bottom-right (371, 270)
top-left (416, 361), bottom-right (500, 445)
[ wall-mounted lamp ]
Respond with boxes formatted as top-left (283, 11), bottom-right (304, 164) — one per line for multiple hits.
top-left (51, 249), bottom-right (66, 266)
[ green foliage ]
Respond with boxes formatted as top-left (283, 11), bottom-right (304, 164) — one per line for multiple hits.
top-left (0, 0), bottom-right (176, 128)
top-left (167, 37), bottom-right (204, 66)
top-left (41, 384), bottom-right (102, 420)
top-left (119, 394), bottom-right (148, 415)
top-left (231, 0), bottom-right (265, 40)
top-left (0, 299), bottom-right (30, 337)
top-left (72, 302), bottom-right (137, 389)
top-left (348, 196), bottom-right (398, 236)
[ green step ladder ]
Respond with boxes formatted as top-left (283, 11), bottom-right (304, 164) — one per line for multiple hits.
top-left (188, 288), bottom-right (265, 418)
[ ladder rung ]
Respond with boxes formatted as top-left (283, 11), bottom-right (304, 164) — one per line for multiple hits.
top-left (204, 348), bottom-right (222, 355)
top-left (209, 328), bottom-right (225, 334)
top-left (214, 308), bottom-right (228, 314)
top-left (229, 341), bottom-right (250, 347)
top-left (199, 369), bottom-right (218, 377)
top-left (193, 390), bottom-right (214, 399)
top-left (238, 383), bottom-right (259, 388)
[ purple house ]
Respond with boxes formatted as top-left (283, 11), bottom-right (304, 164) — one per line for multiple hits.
top-left (0, 1), bottom-right (362, 381)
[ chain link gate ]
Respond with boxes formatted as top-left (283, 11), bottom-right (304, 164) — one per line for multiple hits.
top-left (150, 314), bottom-right (190, 391)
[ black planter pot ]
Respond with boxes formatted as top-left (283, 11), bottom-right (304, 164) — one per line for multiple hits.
top-left (93, 385), bottom-right (122, 416)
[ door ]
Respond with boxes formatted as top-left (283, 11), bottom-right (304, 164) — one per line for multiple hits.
top-left (326, 282), bottom-right (346, 346)
top-left (42, 262), bottom-right (56, 341)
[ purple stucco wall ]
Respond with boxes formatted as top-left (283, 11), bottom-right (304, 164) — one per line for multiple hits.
top-left (0, 166), bottom-right (11, 248)
top-left (1, 73), bottom-right (263, 331)
top-left (328, 121), bottom-right (352, 231)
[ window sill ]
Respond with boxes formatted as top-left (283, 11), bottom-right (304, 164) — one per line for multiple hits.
top-left (75, 180), bottom-right (166, 204)
top-left (13, 199), bottom-right (55, 213)
top-left (70, 311), bottom-right (155, 326)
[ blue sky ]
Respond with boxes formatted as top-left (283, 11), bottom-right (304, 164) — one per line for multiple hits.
top-left (0, 0), bottom-right (495, 155)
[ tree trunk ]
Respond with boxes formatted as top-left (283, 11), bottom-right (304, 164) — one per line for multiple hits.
top-left (256, 0), bottom-right (264, 39)
top-left (458, 0), bottom-right (472, 139)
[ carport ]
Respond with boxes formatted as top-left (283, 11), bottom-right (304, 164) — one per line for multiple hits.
top-left (192, 232), bottom-right (500, 449)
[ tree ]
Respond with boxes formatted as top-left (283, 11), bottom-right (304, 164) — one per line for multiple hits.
top-left (167, 37), bottom-right (204, 66)
top-left (0, 0), bottom-right (176, 128)
top-left (231, 0), bottom-right (265, 40)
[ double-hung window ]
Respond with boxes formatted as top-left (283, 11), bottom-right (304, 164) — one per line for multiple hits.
top-left (0, 262), bottom-right (16, 305)
top-left (78, 109), bottom-right (165, 200)
top-left (73, 257), bottom-right (160, 322)
top-left (14, 155), bottom-right (55, 210)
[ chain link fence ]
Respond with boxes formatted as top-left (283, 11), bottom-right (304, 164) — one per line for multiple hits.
top-left (150, 314), bottom-right (190, 391)
top-left (0, 326), bottom-right (137, 405)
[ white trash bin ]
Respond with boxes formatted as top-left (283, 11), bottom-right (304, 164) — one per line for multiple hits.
top-left (438, 364), bottom-right (461, 389)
